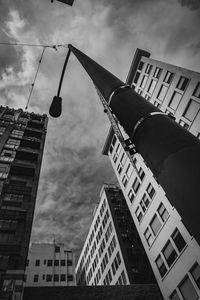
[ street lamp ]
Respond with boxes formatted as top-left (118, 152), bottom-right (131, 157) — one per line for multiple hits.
top-left (49, 44), bottom-right (200, 246)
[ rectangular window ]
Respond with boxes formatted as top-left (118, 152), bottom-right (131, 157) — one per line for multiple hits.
top-left (61, 274), bottom-right (66, 281)
top-left (140, 75), bottom-right (148, 89)
top-left (145, 64), bottom-right (152, 74)
top-left (54, 260), bottom-right (59, 266)
top-left (193, 82), bottom-right (200, 98)
top-left (148, 79), bottom-right (157, 94)
top-left (117, 163), bottom-right (122, 175)
top-left (150, 214), bottom-right (162, 236)
top-left (155, 255), bottom-right (167, 277)
top-left (0, 127), bottom-right (5, 135)
top-left (68, 275), bottom-right (74, 281)
top-left (153, 67), bottom-right (162, 78)
top-left (157, 203), bottom-right (169, 222)
top-left (122, 175), bottom-right (128, 188)
top-left (5, 139), bottom-right (20, 149)
top-left (190, 263), bottom-right (200, 289)
top-left (169, 92), bottom-right (182, 110)
top-left (54, 274), bottom-right (59, 282)
top-left (11, 130), bottom-right (24, 138)
top-left (46, 275), bottom-right (52, 282)
top-left (0, 163), bottom-right (9, 179)
top-left (138, 167), bottom-right (145, 181)
top-left (162, 240), bottom-right (178, 267)
top-left (157, 85), bottom-right (168, 101)
top-left (120, 153), bottom-right (126, 166)
top-left (140, 193), bottom-right (150, 210)
top-left (179, 275), bottom-right (198, 300)
top-left (164, 71), bottom-right (174, 84)
top-left (138, 61), bottom-right (144, 71)
top-left (146, 183), bottom-right (155, 199)
top-left (128, 189), bottom-right (134, 203)
top-left (176, 76), bottom-right (189, 91)
top-left (171, 228), bottom-right (186, 252)
top-left (67, 260), bottom-right (73, 266)
top-left (183, 99), bottom-right (200, 122)
top-left (133, 71), bottom-right (140, 84)
top-left (132, 177), bottom-right (140, 194)
top-left (47, 260), bottom-right (52, 266)
top-left (144, 228), bottom-right (153, 246)
top-left (55, 246), bottom-right (60, 252)
top-left (170, 290), bottom-right (181, 300)
top-left (135, 207), bottom-right (143, 222)
top-left (35, 260), bottom-right (40, 266)
top-left (34, 275), bottom-right (39, 282)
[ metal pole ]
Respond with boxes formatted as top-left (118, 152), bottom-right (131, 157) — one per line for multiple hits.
top-left (68, 44), bottom-right (200, 245)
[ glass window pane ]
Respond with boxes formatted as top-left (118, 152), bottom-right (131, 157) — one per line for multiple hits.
top-left (191, 263), bottom-right (200, 289)
top-left (157, 85), bottom-right (168, 101)
top-left (169, 92), bottom-right (182, 110)
top-left (183, 100), bottom-right (200, 122)
top-left (170, 290), bottom-right (181, 300)
top-left (172, 229), bottom-right (186, 252)
top-left (162, 241), bottom-right (178, 267)
top-left (150, 215), bottom-right (162, 236)
top-left (179, 276), bottom-right (198, 300)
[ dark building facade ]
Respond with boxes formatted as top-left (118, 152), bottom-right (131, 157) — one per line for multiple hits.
top-left (0, 106), bottom-right (48, 300)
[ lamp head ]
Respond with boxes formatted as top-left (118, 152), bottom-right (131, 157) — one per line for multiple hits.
top-left (49, 96), bottom-right (62, 118)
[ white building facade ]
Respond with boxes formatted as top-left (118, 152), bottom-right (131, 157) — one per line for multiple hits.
top-left (101, 50), bottom-right (200, 300)
top-left (25, 243), bottom-right (76, 287)
top-left (75, 185), bottom-right (156, 287)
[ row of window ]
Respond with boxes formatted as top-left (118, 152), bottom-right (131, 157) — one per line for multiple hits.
top-left (32, 274), bottom-right (73, 282)
top-left (135, 183), bottom-right (156, 222)
top-left (144, 202), bottom-right (169, 247)
top-left (108, 236), bottom-right (117, 258)
top-left (155, 228), bottom-right (186, 278)
top-left (111, 252), bottom-right (121, 276)
top-left (170, 262), bottom-right (200, 300)
top-left (28, 259), bottom-right (73, 267)
top-left (116, 270), bottom-right (127, 285)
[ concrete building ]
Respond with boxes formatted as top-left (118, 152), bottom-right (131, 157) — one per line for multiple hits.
top-left (101, 49), bottom-right (200, 299)
top-left (76, 184), bottom-right (157, 287)
top-left (0, 106), bottom-right (48, 299)
top-left (25, 243), bottom-right (76, 287)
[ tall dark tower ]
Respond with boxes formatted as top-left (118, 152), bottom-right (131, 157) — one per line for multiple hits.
top-left (0, 106), bottom-right (48, 300)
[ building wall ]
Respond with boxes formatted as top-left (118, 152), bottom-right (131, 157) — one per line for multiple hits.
top-left (76, 185), bottom-right (156, 287)
top-left (102, 52), bottom-right (200, 299)
top-left (25, 243), bottom-right (76, 287)
top-left (0, 106), bottom-right (48, 299)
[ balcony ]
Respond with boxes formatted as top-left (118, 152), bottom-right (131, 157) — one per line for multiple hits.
top-left (23, 128), bottom-right (42, 140)
top-left (27, 120), bottom-right (44, 130)
top-left (10, 165), bottom-right (35, 178)
top-left (20, 138), bottom-right (40, 150)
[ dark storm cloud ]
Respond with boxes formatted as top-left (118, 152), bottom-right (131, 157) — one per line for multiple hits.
top-left (178, 0), bottom-right (200, 10)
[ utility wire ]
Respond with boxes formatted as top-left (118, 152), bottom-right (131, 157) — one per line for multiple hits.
top-left (25, 47), bottom-right (46, 110)
top-left (0, 42), bottom-right (67, 49)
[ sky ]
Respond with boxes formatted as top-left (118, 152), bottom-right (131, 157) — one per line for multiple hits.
top-left (0, 0), bottom-right (200, 252)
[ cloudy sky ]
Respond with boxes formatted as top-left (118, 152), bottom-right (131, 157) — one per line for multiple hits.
top-left (0, 0), bottom-right (200, 252)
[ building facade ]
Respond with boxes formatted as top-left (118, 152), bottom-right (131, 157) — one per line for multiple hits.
top-left (25, 243), bottom-right (76, 287)
top-left (0, 106), bottom-right (48, 299)
top-left (76, 184), bottom-right (157, 287)
top-left (102, 50), bottom-right (200, 299)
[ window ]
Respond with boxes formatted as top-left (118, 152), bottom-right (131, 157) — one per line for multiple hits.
top-left (146, 183), bottom-right (155, 199)
top-left (157, 203), bottom-right (169, 222)
top-left (5, 138), bottom-right (20, 149)
top-left (55, 246), bottom-right (60, 252)
top-left (169, 92), bottom-right (182, 110)
top-left (145, 64), bottom-right (152, 74)
top-left (0, 149), bottom-right (15, 162)
top-left (183, 99), bottom-right (200, 122)
top-left (35, 260), bottom-right (40, 266)
top-left (47, 260), bottom-right (52, 266)
top-left (54, 260), bottom-right (59, 266)
top-left (170, 290), bottom-right (181, 300)
top-left (153, 67), bottom-right (162, 78)
top-left (162, 240), bottom-right (178, 267)
top-left (133, 71), bottom-right (140, 84)
top-left (135, 207), bottom-right (143, 222)
top-left (176, 76), bottom-right (189, 91)
top-left (140, 75), bottom-right (148, 89)
top-left (193, 82), bottom-right (200, 98)
top-left (140, 193), bottom-right (150, 212)
top-left (68, 275), bottom-right (74, 281)
top-left (179, 275), bottom-right (198, 300)
top-left (190, 263), bottom-right (200, 289)
top-left (164, 71), bottom-right (174, 84)
top-left (3, 194), bottom-right (24, 204)
top-left (144, 228), bottom-right (153, 246)
top-left (128, 189), bottom-right (134, 203)
top-left (171, 228), bottom-right (186, 252)
top-left (122, 175), bottom-right (128, 188)
top-left (0, 127), bottom-right (5, 135)
top-left (157, 85), bottom-right (168, 101)
top-left (33, 275), bottom-right (39, 282)
top-left (138, 167), bottom-right (145, 181)
top-left (150, 214), bottom-right (162, 236)
top-left (155, 255), bottom-right (167, 277)
top-left (0, 163), bottom-right (9, 179)
top-left (138, 61), bottom-right (144, 71)
top-left (125, 164), bottom-right (133, 178)
top-left (67, 260), bottom-right (72, 266)
top-left (144, 94), bottom-right (151, 101)
top-left (132, 177), bottom-right (140, 194)
top-left (148, 79), bottom-right (157, 94)
top-left (120, 153), bottom-right (126, 166)
top-left (11, 130), bottom-right (23, 138)
top-left (61, 274), bottom-right (66, 281)
top-left (61, 259), bottom-right (66, 266)
top-left (54, 274), bottom-right (59, 282)
top-left (117, 163), bottom-right (122, 175)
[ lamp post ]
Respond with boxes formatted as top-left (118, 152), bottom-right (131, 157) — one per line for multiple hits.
top-left (49, 44), bottom-right (200, 245)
